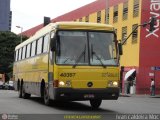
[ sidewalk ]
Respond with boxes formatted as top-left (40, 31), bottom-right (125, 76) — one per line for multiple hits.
top-left (120, 93), bottom-right (160, 98)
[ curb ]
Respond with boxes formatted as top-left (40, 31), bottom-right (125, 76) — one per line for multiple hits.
top-left (119, 94), bottom-right (160, 98)
top-left (120, 94), bottom-right (131, 97)
top-left (149, 95), bottom-right (160, 98)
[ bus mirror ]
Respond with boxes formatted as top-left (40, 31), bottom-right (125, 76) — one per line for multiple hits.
top-left (118, 43), bottom-right (123, 55)
top-left (50, 36), bottom-right (57, 51)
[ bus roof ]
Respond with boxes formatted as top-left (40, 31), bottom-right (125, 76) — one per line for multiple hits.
top-left (15, 22), bottom-right (114, 50)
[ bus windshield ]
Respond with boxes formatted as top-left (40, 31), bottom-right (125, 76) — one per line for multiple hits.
top-left (56, 31), bottom-right (117, 66)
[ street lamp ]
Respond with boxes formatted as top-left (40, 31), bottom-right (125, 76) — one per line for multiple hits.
top-left (16, 26), bottom-right (23, 43)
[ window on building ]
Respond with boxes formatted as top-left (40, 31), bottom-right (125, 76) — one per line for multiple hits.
top-left (31, 41), bottom-right (36, 57)
top-left (43, 34), bottom-right (49, 53)
top-left (132, 24), bottom-right (138, 43)
top-left (105, 8), bottom-right (109, 24)
top-left (37, 37), bottom-right (43, 55)
top-left (122, 26), bottom-right (127, 44)
top-left (26, 44), bottom-right (31, 58)
top-left (123, 2), bottom-right (128, 20)
top-left (133, 0), bottom-right (139, 17)
top-left (113, 5), bottom-right (118, 23)
top-left (85, 15), bottom-right (89, 22)
top-left (18, 48), bottom-right (22, 60)
top-left (97, 11), bottom-right (101, 23)
top-left (22, 46), bottom-right (26, 59)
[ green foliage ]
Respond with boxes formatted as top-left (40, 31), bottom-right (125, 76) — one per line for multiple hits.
top-left (0, 31), bottom-right (28, 80)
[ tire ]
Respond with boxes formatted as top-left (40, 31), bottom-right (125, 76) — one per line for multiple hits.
top-left (44, 86), bottom-right (51, 106)
top-left (18, 84), bottom-right (22, 98)
top-left (17, 80), bottom-right (20, 91)
top-left (90, 99), bottom-right (102, 109)
top-left (22, 85), bottom-right (31, 99)
top-left (40, 81), bottom-right (45, 98)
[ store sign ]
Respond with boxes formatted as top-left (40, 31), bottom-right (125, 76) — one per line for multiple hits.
top-left (155, 66), bottom-right (160, 70)
top-left (149, 73), bottom-right (154, 76)
top-left (146, 0), bottom-right (160, 38)
top-left (151, 66), bottom-right (155, 70)
top-left (151, 66), bottom-right (160, 70)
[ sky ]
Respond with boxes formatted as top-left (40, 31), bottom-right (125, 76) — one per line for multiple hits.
top-left (11, 0), bottom-right (95, 34)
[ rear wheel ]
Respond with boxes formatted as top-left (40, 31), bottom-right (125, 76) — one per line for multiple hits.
top-left (22, 85), bottom-right (31, 99)
top-left (90, 99), bottom-right (102, 109)
top-left (17, 80), bottom-right (20, 91)
top-left (18, 82), bottom-right (22, 98)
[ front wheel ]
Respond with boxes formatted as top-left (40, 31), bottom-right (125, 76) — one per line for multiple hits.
top-left (90, 99), bottom-right (102, 109)
top-left (44, 87), bottom-right (51, 106)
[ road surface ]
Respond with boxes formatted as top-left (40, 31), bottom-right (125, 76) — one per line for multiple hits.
top-left (0, 90), bottom-right (160, 120)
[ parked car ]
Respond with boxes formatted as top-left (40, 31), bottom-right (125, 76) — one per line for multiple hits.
top-left (0, 81), bottom-right (4, 89)
top-left (8, 81), bottom-right (14, 90)
top-left (2, 81), bottom-right (14, 90)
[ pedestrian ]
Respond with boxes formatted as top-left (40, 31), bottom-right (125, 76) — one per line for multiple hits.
top-left (150, 78), bottom-right (155, 96)
top-left (127, 81), bottom-right (131, 94)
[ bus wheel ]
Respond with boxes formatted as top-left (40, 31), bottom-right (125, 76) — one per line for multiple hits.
top-left (44, 87), bottom-right (51, 106)
top-left (17, 80), bottom-right (20, 91)
top-left (22, 85), bottom-right (31, 99)
top-left (18, 83), bottom-right (22, 98)
top-left (90, 99), bottom-right (102, 109)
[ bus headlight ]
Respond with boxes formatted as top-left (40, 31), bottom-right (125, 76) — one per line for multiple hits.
top-left (108, 81), bottom-right (118, 87)
top-left (113, 81), bottom-right (118, 87)
top-left (59, 81), bottom-right (65, 86)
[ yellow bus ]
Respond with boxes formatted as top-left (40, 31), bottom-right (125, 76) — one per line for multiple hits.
top-left (13, 22), bottom-right (121, 109)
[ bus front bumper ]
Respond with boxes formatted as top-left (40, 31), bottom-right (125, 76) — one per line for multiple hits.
top-left (53, 88), bottom-right (119, 101)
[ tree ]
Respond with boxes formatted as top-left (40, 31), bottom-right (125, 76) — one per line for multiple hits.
top-left (0, 31), bottom-right (28, 81)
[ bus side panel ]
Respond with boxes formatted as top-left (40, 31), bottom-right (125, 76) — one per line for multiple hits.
top-left (14, 53), bottom-right (49, 96)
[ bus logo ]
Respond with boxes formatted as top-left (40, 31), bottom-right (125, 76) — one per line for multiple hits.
top-left (87, 82), bottom-right (93, 87)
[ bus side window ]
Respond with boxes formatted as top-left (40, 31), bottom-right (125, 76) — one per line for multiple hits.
top-left (15, 50), bottom-right (19, 61)
top-left (22, 46), bottom-right (26, 59)
top-left (37, 37), bottom-right (43, 55)
top-left (31, 41), bottom-right (36, 57)
top-left (18, 48), bottom-right (22, 61)
top-left (26, 44), bottom-right (31, 58)
top-left (43, 34), bottom-right (49, 53)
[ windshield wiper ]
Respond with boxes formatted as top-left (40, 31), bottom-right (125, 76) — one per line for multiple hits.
top-left (91, 44), bottom-right (106, 68)
top-left (63, 58), bottom-right (71, 63)
top-left (73, 45), bottom-right (86, 68)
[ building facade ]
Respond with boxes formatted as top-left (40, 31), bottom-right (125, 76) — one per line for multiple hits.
top-left (23, 0), bottom-right (160, 94)
top-left (0, 0), bottom-right (11, 31)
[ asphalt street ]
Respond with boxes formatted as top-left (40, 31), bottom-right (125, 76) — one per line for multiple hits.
top-left (0, 90), bottom-right (160, 115)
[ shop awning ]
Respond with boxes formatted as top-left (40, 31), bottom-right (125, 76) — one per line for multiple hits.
top-left (124, 69), bottom-right (136, 81)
